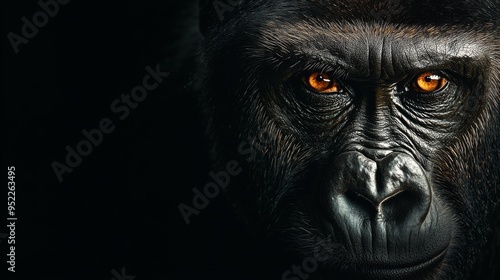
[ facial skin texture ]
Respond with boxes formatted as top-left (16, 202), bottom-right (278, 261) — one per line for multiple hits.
top-left (195, 0), bottom-right (500, 279)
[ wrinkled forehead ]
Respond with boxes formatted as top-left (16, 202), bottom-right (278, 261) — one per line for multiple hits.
top-left (225, 0), bottom-right (497, 65)
top-left (205, 1), bottom-right (497, 81)
top-left (237, 20), bottom-right (489, 80)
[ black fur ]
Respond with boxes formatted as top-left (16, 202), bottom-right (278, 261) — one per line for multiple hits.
top-left (194, 0), bottom-right (500, 279)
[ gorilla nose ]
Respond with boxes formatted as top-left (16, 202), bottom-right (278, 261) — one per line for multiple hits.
top-left (329, 151), bottom-right (431, 224)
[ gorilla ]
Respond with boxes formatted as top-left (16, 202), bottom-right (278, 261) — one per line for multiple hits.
top-left (192, 0), bottom-right (500, 279)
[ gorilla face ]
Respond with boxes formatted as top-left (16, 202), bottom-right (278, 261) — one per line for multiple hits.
top-left (196, 0), bottom-right (500, 279)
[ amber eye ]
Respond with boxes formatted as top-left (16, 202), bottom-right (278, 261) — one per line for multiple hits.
top-left (411, 72), bottom-right (448, 93)
top-left (303, 72), bottom-right (343, 94)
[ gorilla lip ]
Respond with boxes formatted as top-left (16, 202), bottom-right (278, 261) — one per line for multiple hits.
top-left (348, 246), bottom-right (448, 276)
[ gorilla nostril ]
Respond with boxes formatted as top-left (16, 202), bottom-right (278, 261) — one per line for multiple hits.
top-left (344, 190), bottom-right (375, 213)
top-left (382, 190), bottom-right (424, 224)
top-left (345, 188), bottom-right (419, 223)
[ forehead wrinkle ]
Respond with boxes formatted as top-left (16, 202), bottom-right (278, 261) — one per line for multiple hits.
top-left (251, 20), bottom-right (487, 72)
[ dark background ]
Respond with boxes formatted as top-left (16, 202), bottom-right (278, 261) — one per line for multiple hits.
top-left (2, 1), bottom-right (281, 279)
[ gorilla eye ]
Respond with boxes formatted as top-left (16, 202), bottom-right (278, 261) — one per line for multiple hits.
top-left (411, 72), bottom-right (448, 93)
top-left (303, 72), bottom-right (343, 94)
